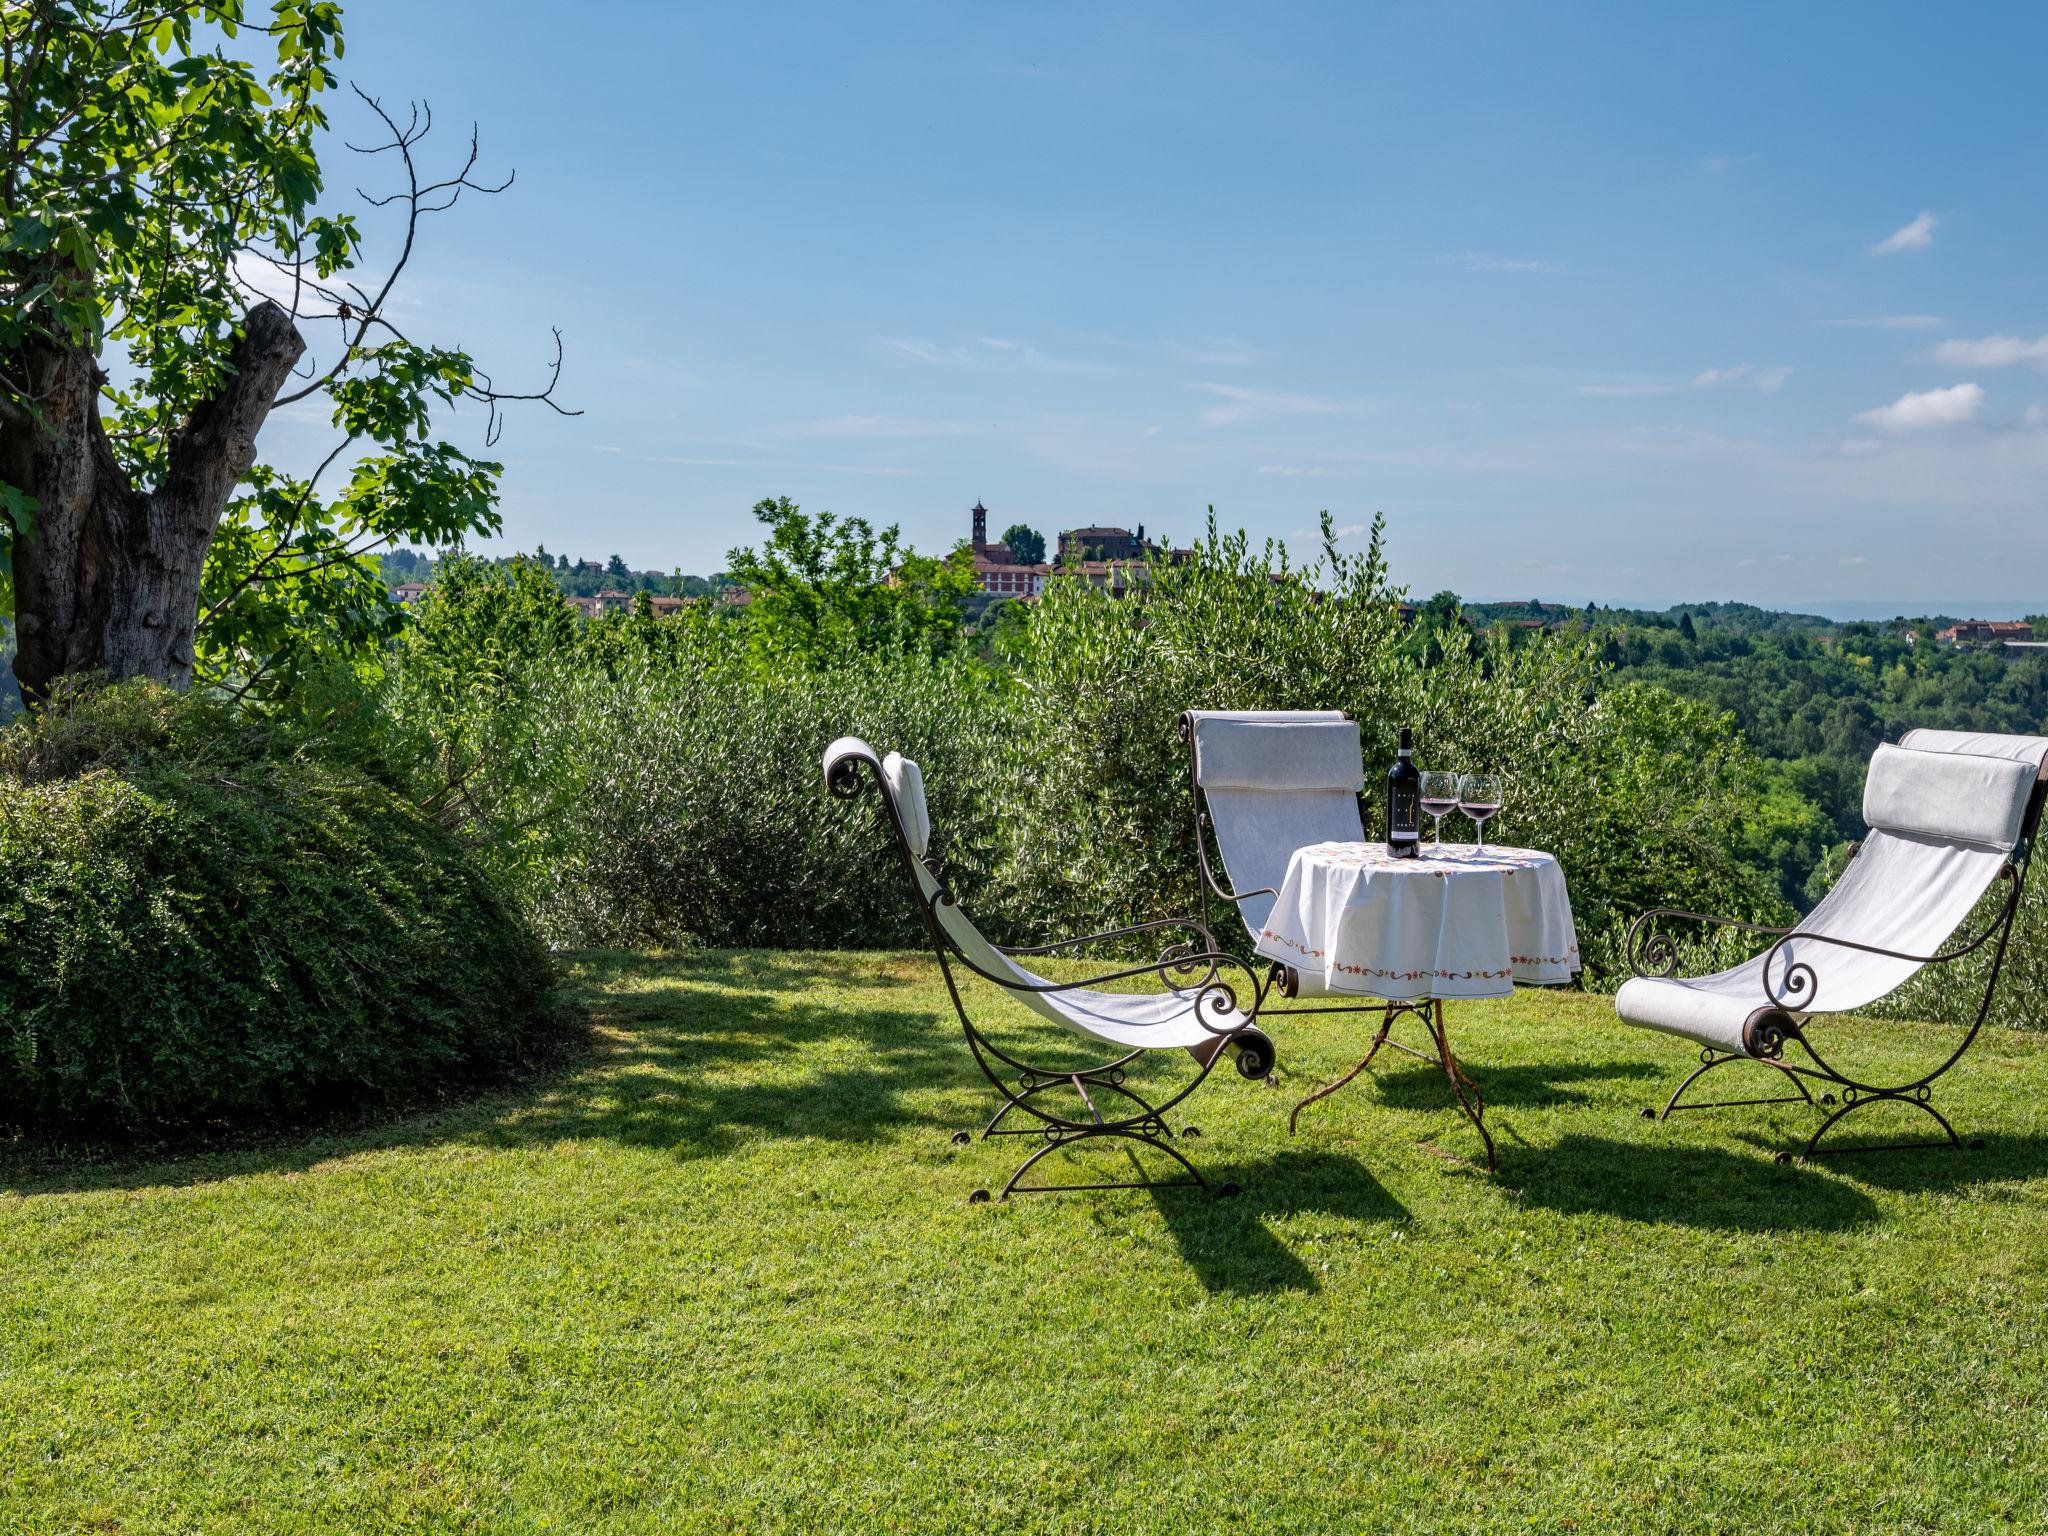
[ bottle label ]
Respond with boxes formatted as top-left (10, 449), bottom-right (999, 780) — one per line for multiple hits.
top-left (1390, 786), bottom-right (1419, 839)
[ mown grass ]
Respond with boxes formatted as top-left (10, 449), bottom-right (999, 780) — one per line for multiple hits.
top-left (4, 948), bottom-right (2048, 1533)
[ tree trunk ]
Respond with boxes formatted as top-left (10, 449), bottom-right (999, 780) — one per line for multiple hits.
top-left (2, 301), bottom-right (305, 701)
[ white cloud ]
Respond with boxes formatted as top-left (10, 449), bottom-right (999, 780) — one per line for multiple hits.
top-left (1853, 382), bottom-right (1984, 432)
top-left (1698, 153), bottom-right (1758, 174)
top-left (1839, 554), bottom-right (1868, 566)
top-left (1871, 210), bottom-right (1937, 255)
top-left (803, 414), bottom-right (967, 439)
top-left (1931, 333), bottom-right (2048, 373)
top-left (1288, 521), bottom-right (1366, 539)
top-left (1692, 363), bottom-right (1791, 392)
top-left (1164, 336), bottom-right (1269, 366)
top-left (1256, 464), bottom-right (1326, 478)
top-left (1444, 252), bottom-right (1564, 274)
top-left (1574, 382), bottom-right (1676, 398)
top-left (883, 335), bottom-right (1087, 371)
top-left (1196, 383), bottom-right (1340, 428)
top-left (884, 337), bottom-right (975, 366)
top-left (1822, 314), bottom-right (1944, 330)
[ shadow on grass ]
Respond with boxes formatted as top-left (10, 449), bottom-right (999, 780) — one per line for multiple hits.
top-left (1, 969), bottom-right (963, 1196)
top-left (1368, 1057), bottom-right (1664, 1112)
top-left (1726, 1123), bottom-right (2048, 1195)
top-left (1495, 1134), bottom-right (1882, 1231)
top-left (1151, 1150), bottom-right (1412, 1296)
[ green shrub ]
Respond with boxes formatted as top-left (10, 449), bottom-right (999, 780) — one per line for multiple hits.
top-left (0, 683), bottom-right (561, 1133)
top-left (379, 522), bottom-right (1784, 984)
top-left (1001, 518), bottom-right (1785, 974)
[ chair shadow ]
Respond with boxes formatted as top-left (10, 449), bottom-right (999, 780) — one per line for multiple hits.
top-left (1366, 1058), bottom-right (1663, 1112)
top-left (1729, 1126), bottom-right (2048, 1197)
top-left (1149, 1149), bottom-right (1413, 1297)
top-left (1494, 1134), bottom-right (1882, 1232)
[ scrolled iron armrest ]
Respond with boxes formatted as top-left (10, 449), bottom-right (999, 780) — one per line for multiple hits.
top-left (1626, 907), bottom-right (1794, 980)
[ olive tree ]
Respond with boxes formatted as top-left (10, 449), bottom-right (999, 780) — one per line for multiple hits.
top-left (0, 0), bottom-right (571, 702)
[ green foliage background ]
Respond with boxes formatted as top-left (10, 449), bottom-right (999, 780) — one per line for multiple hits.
top-left (374, 516), bottom-right (1791, 992)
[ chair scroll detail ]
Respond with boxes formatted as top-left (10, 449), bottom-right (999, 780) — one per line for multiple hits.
top-left (824, 735), bottom-right (1275, 1202)
top-left (1618, 729), bottom-right (2048, 1161)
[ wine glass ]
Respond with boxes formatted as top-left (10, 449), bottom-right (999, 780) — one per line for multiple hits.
top-left (1419, 771), bottom-right (1459, 845)
top-left (1458, 773), bottom-right (1503, 850)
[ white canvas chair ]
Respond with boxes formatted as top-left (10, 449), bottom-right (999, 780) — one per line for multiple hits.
top-left (1619, 728), bottom-right (2048, 1160)
top-left (1179, 709), bottom-right (1494, 1150)
top-left (1180, 709), bottom-right (1368, 991)
top-left (823, 736), bottom-right (1275, 1202)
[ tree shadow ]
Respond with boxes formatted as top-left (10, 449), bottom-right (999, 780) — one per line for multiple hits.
top-left (1149, 1149), bottom-right (1412, 1296)
top-left (1494, 1134), bottom-right (1881, 1231)
top-left (0, 976), bottom-right (965, 1196)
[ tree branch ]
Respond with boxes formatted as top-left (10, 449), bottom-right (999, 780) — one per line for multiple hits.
top-left (153, 299), bottom-right (304, 533)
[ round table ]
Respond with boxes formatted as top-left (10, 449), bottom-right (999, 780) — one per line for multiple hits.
top-left (1254, 841), bottom-right (1581, 1167)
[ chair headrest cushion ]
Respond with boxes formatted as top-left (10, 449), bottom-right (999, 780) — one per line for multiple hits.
top-left (1194, 716), bottom-right (1363, 793)
top-left (1863, 742), bottom-right (2039, 851)
top-left (881, 751), bottom-right (930, 857)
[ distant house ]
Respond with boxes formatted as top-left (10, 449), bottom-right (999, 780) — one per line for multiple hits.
top-left (1938, 620), bottom-right (2034, 647)
top-left (1055, 522), bottom-right (1193, 566)
top-left (392, 581), bottom-right (428, 605)
top-left (973, 559), bottom-right (1047, 598)
top-left (718, 584), bottom-right (753, 608)
top-left (561, 589), bottom-right (636, 619)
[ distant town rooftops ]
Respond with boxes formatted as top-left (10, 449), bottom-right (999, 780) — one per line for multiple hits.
top-left (1937, 620), bottom-right (2034, 645)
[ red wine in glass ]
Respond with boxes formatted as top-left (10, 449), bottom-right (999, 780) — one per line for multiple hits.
top-left (1458, 773), bottom-right (1504, 850)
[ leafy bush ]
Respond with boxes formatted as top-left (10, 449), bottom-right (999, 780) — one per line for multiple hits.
top-left (0, 682), bottom-right (560, 1133)
top-left (1000, 518), bottom-right (1784, 973)
top-left (382, 521), bottom-right (1785, 984)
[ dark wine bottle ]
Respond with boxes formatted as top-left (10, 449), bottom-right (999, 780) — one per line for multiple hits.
top-left (1386, 726), bottom-right (1420, 859)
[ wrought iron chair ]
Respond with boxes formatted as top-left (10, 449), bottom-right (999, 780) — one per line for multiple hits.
top-left (823, 736), bottom-right (1276, 1203)
top-left (1179, 710), bottom-right (1494, 1162)
top-left (1620, 729), bottom-right (2048, 1161)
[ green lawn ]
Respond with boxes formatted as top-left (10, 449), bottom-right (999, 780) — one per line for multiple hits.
top-left (5, 949), bottom-right (2048, 1534)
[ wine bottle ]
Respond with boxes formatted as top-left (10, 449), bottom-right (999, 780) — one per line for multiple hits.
top-left (1386, 726), bottom-right (1420, 859)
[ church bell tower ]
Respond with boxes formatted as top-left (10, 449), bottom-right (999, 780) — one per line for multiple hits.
top-left (972, 500), bottom-right (989, 547)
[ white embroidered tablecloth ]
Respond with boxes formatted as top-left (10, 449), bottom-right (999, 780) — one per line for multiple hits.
top-left (1255, 842), bottom-right (1581, 1001)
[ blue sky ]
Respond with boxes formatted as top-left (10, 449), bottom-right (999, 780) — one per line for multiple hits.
top-left (271, 1), bottom-right (2048, 611)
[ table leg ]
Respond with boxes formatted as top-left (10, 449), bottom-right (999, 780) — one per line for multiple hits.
top-left (1286, 997), bottom-right (1497, 1171)
top-left (1426, 998), bottom-right (1496, 1170)
top-left (1288, 1004), bottom-right (1397, 1134)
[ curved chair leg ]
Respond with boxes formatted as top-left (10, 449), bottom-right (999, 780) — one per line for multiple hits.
top-left (1786, 1089), bottom-right (1979, 1163)
top-left (1648, 1049), bottom-right (1820, 1121)
top-left (997, 1126), bottom-right (1226, 1200)
top-left (977, 1068), bottom-right (1176, 1140)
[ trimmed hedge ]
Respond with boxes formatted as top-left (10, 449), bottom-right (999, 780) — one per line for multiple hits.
top-left (0, 684), bottom-right (560, 1133)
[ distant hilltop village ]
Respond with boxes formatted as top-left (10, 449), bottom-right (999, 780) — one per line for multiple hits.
top-left (963, 500), bottom-right (1194, 600)
top-left (383, 502), bottom-right (1200, 613)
